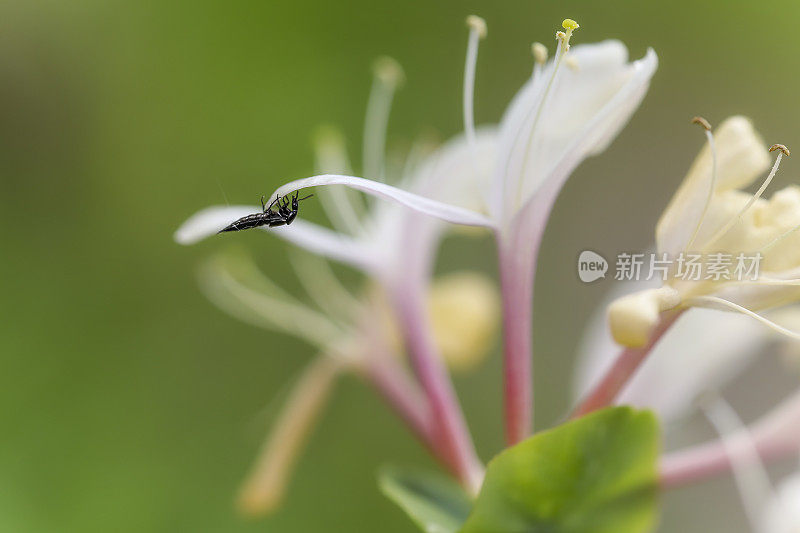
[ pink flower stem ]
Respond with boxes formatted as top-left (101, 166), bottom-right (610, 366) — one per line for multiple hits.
top-left (498, 236), bottom-right (536, 445)
top-left (394, 287), bottom-right (485, 494)
top-left (571, 311), bottom-right (681, 418)
top-left (661, 388), bottom-right (800, 488)
top-left (365, 355), bottom-right (435, 452)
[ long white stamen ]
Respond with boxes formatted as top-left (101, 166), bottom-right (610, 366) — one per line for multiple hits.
top-left (363, 56), bottom-right (404, 182)
top-left (463, 15), bottom-right (486, 150)
top-left (685, 117), bottom-right (717, 252)
top-left (313, 127), bottom-right (366, 236)
top-left (289, 251), bottom-right (363, 323)
top-left (687, 295), bottom-right (800, 340)
top-left (200, 254), bottom-right (346, 349)
top-left (512, 19), bottom-right (578, 209)
top-left (699, 395), bottom-right (775, 533)
top-left (237, 356), bottom-right (344, 516)
top-left (704, 145), bottom-right (789, 249)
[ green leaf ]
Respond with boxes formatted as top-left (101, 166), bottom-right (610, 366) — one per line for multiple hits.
top-left (379, 466), bottom-right (473, 533)
top-left (460, 407), bottom-right (660, 533)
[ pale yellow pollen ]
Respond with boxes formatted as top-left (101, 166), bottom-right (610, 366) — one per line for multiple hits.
top-left (373, 56), bottom-right (405, 87)
top-left (532, 42), bottom-right (548, 65)
top-left (466, 15), bottom-right (487, 39)
top-left (562, 18), bottom-right (580, 31)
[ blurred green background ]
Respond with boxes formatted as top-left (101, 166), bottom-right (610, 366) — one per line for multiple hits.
top-left (3, 0), bottom-right (800, 531)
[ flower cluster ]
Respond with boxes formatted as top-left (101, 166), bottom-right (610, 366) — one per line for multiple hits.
top-left (176, 12), bottom-right (800, 533)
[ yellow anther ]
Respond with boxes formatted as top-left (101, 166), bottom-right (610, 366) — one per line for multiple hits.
top-left (770, 144), bottom-right (791, 157)
top-left (562, 18), bottom-right (580, 31)
top-left (373, 56), bottom-right (405, 87)
top-left (691, 116), bottom-right (712, 131)
top-left (531, 42), bottom-right (548, 65)
top-left (466, 15), bottom-right (487, 39)
top-left (555, 18), bottom-right (580, 51)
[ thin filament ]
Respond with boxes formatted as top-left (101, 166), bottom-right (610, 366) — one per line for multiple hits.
top-left (363, 59), bottom-right (402, 182)
top-left (463, 22), bottom-right (482, 149)
top-left (289, 251), bottom-right (363, 323)
top-left (700, 395), bottom-right (775, 532)
top-left (704, 152), bottom-right (784, 249)
top-left (313, 131), bottom-right (365, 235)
top-left (685, 129), bottom-right (718, 252)
top-left (512, 38), bottom-right (568, 209)
top-left (686, 295), bottom-right (800, 340)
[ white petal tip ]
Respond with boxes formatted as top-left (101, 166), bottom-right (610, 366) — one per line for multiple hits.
top-left (174, 205), bottom-right (256, 246)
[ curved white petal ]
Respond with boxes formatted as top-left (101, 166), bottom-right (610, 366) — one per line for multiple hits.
top-left (273, 175), bottom-right (495, 228)
top-left (493, 41), bottom-right (658, 222)
top-left (173, 205), bottom-right (378, 273)
top-left (174, 205), bottom-right (256, 245)
top-left (410, 128), bottom-right (497, 211)
top-left (656, 116), bottom-right (771, 257)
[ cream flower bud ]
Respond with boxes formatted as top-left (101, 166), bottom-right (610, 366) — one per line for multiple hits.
top-left (429, 272), bottom-right (500, 371)
top-left (608, 287), bottom-right (680, 347)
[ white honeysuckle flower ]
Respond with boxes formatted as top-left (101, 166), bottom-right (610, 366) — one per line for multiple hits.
top-left (176, 18), bottom-right (657, 280)
top-left (609, 116), bottom-right (800, 348)
top-left (178, 50), bottom-right (498, 492)
top-left (175, 16), bottom-right (657, 448)
top-left (202, 249), bottom-right (499, 514)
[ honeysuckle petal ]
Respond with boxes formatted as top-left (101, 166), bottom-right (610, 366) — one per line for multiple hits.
top-left (174, 205), bottom-right (256, 245)
top-left (410, 128), bottom-right (497, 211)
top-left (492, 41), bottom-right (658, 222)
top-left (272, 175), bottom-right (494, 228)
top-left (174, 205), bottom-right (378, 273)
top-left (656, 116), bottom-right (771, 257)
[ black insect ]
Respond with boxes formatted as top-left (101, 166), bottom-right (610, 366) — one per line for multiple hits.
top-left (218, 191), bottom-right (314, 233)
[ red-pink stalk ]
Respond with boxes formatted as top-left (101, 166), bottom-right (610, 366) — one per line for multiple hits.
top-left (394, 286), bottom-right (485, 493)
top-left (572, 311), bottom-right (681, 418)
top-left (661, 388), bottom-right (800, 488)
top-left (498, 235), bottom-right (536, 445)
top-left (366, 356), bottom-right (435, 449)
